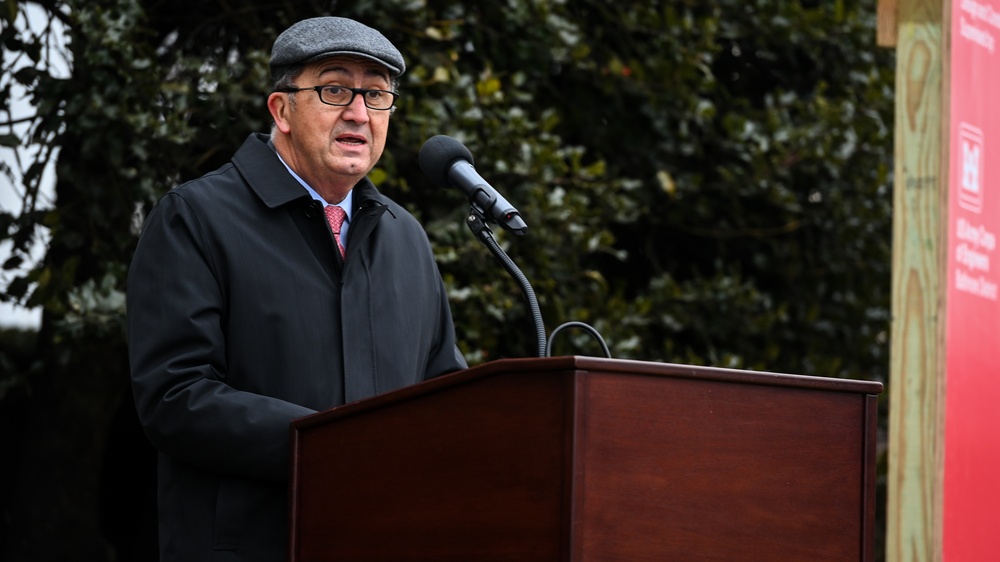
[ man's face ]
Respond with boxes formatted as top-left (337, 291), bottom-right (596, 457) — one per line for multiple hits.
top-left (270, 56), bottom-right (393, 199)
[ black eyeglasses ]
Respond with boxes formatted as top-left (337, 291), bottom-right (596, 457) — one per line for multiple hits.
top-left (276, 85), bottom-right (399, 110)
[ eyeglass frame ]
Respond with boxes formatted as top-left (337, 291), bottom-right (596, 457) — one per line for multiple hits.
top-left (274, 85), bottom-right (399, 111)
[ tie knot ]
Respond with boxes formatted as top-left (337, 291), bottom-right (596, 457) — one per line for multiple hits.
top-left (324, 205), bottom-right (347, 234)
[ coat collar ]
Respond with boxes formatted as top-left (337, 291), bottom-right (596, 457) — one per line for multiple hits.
top-left (232, 132), bottom-right (390, 213)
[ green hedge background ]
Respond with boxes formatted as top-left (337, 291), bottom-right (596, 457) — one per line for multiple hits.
top-left (1, 1), bottom-right (894, 559)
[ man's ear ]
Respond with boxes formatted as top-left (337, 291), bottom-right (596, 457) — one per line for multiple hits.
top-left (267, 92), bottom-right (293, 134)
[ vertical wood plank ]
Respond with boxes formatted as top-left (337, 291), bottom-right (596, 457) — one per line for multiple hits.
top-left (886, 0), bottom-right (947, 561)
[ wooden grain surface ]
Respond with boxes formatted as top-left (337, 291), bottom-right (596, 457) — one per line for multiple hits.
top-left (288, 357), bottom-right (881, 561)
top-left (886, 0), bottom-right (947, 560)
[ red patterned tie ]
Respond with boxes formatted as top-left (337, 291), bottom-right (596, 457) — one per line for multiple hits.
top-left (324, 205), bottom-right (347, 257)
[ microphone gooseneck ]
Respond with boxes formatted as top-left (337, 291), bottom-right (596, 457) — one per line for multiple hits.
top-left (419, 134), bottom-right (611, 359)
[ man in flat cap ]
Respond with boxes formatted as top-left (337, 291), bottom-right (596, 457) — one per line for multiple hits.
top-left (127, 16), bottom-right (467, 561)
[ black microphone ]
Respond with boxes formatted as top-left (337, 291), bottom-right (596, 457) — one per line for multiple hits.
top-left (418, 135), bottom-right (528, 235)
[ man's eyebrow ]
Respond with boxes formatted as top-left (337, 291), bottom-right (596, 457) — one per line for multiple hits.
top-left (316, 64), bottom-right (390, 83)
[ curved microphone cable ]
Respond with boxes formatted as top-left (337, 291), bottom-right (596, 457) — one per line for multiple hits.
top-left (545, 321), bottom-right (612, 359)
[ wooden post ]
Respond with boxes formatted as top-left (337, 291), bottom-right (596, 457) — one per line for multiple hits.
top-left (885, 0), bottom-right (948, 561)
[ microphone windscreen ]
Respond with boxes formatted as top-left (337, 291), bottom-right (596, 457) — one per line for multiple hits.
top-left (418, 135), bottom-right (475, 189)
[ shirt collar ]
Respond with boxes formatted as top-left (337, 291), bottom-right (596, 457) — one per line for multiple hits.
top-left (272, 147), bottom-right (353, 223)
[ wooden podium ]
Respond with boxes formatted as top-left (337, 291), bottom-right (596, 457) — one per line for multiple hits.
top-left (289, 356), bottom-right (882, 561)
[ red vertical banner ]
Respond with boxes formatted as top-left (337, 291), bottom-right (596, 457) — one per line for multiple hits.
top-left (944, 0), bottom-right (1000, 559)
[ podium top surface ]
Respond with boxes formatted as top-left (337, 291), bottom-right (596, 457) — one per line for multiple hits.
top-left (292, 356), bottom-right (883, 430)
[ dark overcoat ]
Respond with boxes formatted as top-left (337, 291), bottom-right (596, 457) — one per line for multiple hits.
top-left (127, 133), bottom-right (467, 561)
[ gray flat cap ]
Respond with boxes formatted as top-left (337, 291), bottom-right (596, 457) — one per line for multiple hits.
top-left (270, 17), bottom-right (405, 77)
